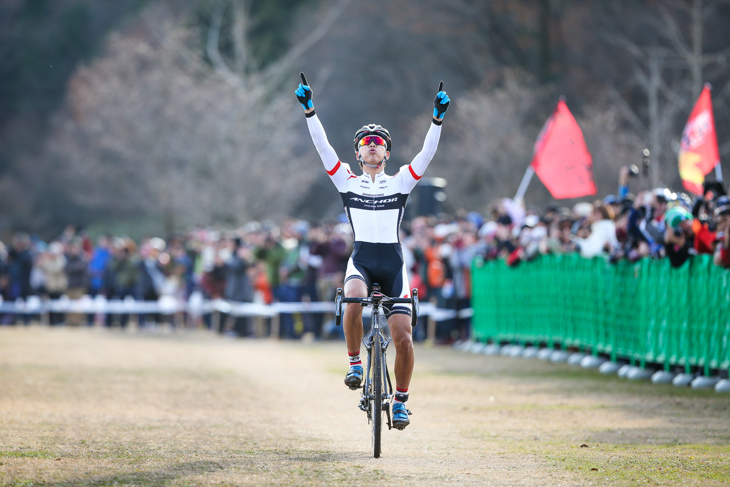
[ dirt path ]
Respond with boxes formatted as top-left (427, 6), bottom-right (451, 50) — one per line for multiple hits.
top-left (1, 326), bottom-right (728, 486)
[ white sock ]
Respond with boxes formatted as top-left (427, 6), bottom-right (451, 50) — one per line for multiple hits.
top-left (348, 351), bottom-right (362, 368)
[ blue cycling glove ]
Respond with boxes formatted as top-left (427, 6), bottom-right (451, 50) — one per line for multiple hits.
top-left (295, 72), bottom-right (314, 114)
top-left (433, 81), bottom-right (450, 121)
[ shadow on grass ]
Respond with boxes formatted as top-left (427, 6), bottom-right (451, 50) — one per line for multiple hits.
top-left (52, 460), bottom-right (225, 487)
top-left (48, 450), bottom-right (363, 486)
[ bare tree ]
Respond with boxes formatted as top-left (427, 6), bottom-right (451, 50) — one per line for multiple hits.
top-left (206, 0), bottom-right (351, 90)
top-left (43, 3), bottom-right (321, 234)
top-left (413, 69), bottom-right (643, 212)
top-left (602, 0), bottom-right (730, 188)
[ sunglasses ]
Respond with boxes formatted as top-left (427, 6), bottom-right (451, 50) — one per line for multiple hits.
top-left (358, 135), bottom-right (387, 147)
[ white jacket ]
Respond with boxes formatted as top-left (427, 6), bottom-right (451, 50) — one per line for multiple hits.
top-left (574, 219), bottom-right (618, 258)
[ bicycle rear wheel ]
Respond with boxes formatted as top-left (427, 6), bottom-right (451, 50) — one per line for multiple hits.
top-left (371, 330), bottom-right (383, 458)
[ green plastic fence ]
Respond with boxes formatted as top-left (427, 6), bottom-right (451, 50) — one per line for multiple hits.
top-left (471, 253), bottom-right (730, 375)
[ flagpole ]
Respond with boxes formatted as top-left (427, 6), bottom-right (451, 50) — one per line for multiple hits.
top-left (707, 83), bottom-right (723, 183)
top-left (514, 166), bottom-right (535, 203)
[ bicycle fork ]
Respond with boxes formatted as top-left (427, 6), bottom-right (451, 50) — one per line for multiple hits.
top-left (359, 332), bottom-right (394, 430)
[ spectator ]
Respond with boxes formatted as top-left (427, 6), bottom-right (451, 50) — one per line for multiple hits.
top-left (254, 225), bottom-right (286, 335)
top-left (610, 196), bottom-right (642, 262)
top-left (7, 233), bottom-right (33, 304)
top-left (508, 214), bottom-right (546, 265)
top-left (301, 224), bottom-right (324, 339)
top-left (37, 242), bottom-right (68, 325)
top-left (200, 240), bottom-right (227, 301)
top-left (541, 211), bottom-right (578, 255)
top-left (310, 223), bottom-right (350, 336)
top-left (87, 235), bottom-right (111, 326)
top-left (223, 237), bottom-right (255, 337)
top-left (0, 241), bottom-right (12, 324)
top-left (277, 220), bottom-right (309, 339)
top-left (64, 238), bottom-right (89, 326)
top-left (664, 205), bottom-right (696, 268)
top-left (446, 226), bottom-right (478, 340)
top-left (713, 200), bottom-right (730, 268)
top-left (493, 215), bottom-right (517, 261)
top-left (105, 238), bottom-right (139, 329)
top-left (136, 238), bottom-right (166, 328)
top-left (572, 203), bottom-right (619, 259)
top-left (631, 188), bottom-right (670, 257)
top-left (691, 184), bottom-right (726, 255)
top-left (169, 237), bottom-right (195, 299)
top-left (254, 226), bottom-right (286, 299)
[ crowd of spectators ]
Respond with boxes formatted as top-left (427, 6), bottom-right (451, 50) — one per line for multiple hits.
top-left (1, 169), bottom-right (729, 341)
top-left (0, 221), bottom-right (353, 338)
top-left (471, 169), bottom-right (730, 272)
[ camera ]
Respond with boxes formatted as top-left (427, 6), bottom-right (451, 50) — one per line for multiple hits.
top-left (642, 148), bottom-right (651, 175)
top-left (702, 180), bottom-right (726, 199)
top-left (628, 164), bottom-right (640, 178)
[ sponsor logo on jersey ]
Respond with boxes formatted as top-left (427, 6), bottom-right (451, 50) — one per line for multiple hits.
top-left (350, 197), bottom-right (399, 204)
top-left (341, 191), bottom-right (406, 210)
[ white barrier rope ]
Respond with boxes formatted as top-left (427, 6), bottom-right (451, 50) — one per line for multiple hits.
top-left (0, 296), bottom-right (474, 322)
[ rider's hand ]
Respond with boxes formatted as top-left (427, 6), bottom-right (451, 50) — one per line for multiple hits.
top-left (295, 72), bottom-right (314, 112)
top-left (433, 81), bottom-right (450, 120)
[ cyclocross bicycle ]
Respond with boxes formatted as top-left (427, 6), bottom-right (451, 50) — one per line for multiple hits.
top-left (334, 283), bottom-right (420, 458)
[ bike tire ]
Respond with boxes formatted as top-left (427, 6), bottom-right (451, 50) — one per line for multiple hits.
top-left (371, 329), bottom-right (383, 458)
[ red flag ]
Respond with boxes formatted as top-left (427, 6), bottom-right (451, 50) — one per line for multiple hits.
top-left (679, 84), bottom-right (720, 195)
top-left (530, 99), bottom-right (596, 199)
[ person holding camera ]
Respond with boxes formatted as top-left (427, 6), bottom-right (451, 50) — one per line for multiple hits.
top-left (713, 198), bottom-right (730, 268)
top-left (664, 206), bottom-right (695, 268)
top-left (691, 181), bottom-right (727, 254)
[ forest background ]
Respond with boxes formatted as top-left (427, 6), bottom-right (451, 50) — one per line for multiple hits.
top-left (1, 0), bottom-right (730, 239)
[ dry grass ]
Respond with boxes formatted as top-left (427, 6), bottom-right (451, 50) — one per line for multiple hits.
top-left (0, 326), bottom-right (728, 486)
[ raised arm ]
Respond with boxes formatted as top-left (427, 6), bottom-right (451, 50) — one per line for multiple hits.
top-left (296, 72), bottom-right (341, 176)
top-left (404, 81), bottom-right (450, 189)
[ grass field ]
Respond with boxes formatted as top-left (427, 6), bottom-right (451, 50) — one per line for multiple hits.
top-left (1, 326), bottom-right (729, 486)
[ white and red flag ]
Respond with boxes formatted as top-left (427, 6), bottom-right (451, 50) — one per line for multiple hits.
top-left (679, 84), bottom-right (720, 195)
top-left (530, 99), bottom-right (596, 199)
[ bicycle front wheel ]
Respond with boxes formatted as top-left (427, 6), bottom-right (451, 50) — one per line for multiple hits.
top-left (371, 330), bottom-right (383, 458)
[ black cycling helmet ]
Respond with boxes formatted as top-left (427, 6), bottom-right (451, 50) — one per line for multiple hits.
top-left (353, 124), bottom-right (391, 152)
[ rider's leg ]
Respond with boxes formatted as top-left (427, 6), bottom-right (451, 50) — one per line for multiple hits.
top-left (388, 313), bottom-right (414, 391)
top-left (343, 278), bottom-right (367, 353)
top-left (343, 278), bottom-right (367, 388)
top-left (388, 312), bottom-right (413, 429)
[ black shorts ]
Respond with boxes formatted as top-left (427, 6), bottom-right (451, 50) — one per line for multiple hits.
top-left (345, 242), bottom-right (412, 316)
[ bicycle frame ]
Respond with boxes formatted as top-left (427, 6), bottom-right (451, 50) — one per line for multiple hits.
top-left (359, 293), bottom-right (393, 428)
top-left (335, 284), bottom-right (418, 457)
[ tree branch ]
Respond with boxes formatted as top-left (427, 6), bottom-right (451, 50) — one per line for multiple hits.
top-left (607, 86), bottom-right (648, 135)
top-left (658, 4), bottom-right (692, 60)
top-left (257, 0), bottom-right (352, 84)
top-left (206, 0), bottom-right (243, 88)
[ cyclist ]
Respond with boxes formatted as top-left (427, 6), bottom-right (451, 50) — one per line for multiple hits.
top-left (295, 73), bottom-right (450, 430)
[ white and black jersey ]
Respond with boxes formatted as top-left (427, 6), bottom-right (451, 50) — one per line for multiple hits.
top-left (306, 114), bottom-right (441, 314)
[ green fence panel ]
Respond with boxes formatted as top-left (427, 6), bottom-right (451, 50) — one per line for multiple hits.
top-left (471, 254), bottom-right (730, 373)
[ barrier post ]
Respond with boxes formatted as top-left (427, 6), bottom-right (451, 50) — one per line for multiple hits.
top-left (271, 312), bottom-right (280, 340)
top-left (426, 297), bottom-right (437, 345)
top-left (212, 310), bottom-right (221, 334)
